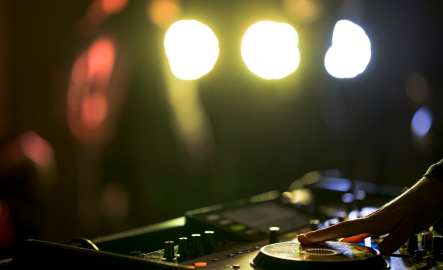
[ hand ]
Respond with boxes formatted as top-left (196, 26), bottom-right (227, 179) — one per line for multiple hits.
top-left (298, 177), bottom-right (443, 255)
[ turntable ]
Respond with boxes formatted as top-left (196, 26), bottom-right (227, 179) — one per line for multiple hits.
top-left (252, 241), bottom-right (388, 270)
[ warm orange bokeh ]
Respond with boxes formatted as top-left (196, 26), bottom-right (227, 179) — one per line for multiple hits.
top-left (148, 0), bottom-right (182, 28)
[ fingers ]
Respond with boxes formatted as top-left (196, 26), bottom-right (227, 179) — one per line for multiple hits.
top-left (297, 233), bottom-right (316, 244)
top-left (378, 222), bottom-right (412, 255)
top-left (304, 219), bottom-right (369, 242)
top-left (338, 234), bottom-right (371, 243)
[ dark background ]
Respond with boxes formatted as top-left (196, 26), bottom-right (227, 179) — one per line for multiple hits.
top-left (0, 0), bottom-right (443, 257)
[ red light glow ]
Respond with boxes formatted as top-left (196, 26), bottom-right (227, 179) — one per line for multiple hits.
top-left (20, 132), bottom-right (55, 168)
top-left (82, 93), bottom-right (108, 126)
top-left (67, 38), bottom-right (116, 141)
top-left (87, 39), bottom-right (115, 86)
top-left (101, 0), bottom-right (129, 15)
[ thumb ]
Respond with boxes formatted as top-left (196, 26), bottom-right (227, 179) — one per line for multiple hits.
top-left (378, 223), bottom-right (411, 255)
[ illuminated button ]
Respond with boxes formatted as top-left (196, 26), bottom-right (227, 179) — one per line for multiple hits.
top-left (185, 266), bottom-right (195, 269)
top-left (210, 258), bottom-right (218, 261)
top-left (219, 219), bottom-right (233, 226)
top-left (230, 224), bottom-right (246, 232)
top-left (254, 246), bottom-right (260, 250)
top-left (243, 229), bottom-right (258, 235)
top-left (236, 251), bottom-right (243, 254)
top-left (194, 262), bottom-right (208, 267)
top-left (206, 214), bottom-right (220, 221)
top-left (232, 265), bottom-right (241, 269)
top-left (227, 254), bottom-right (235, 257)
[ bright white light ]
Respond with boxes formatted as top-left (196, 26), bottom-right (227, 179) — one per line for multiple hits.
top-left (241, 21), bottom-right (300, 79)
top-left (411, 106), bottom-right (432, 137)
top-left (324, 20), bottom-right (371, 78)
top-left (164, 20), bottom-right (219, 80)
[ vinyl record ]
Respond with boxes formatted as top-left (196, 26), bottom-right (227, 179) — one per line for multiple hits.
top-left (251, 241), bottom-right (388, 270)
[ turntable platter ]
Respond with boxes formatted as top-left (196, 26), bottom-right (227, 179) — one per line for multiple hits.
top-left (251, 241), bottom-right (388, 270)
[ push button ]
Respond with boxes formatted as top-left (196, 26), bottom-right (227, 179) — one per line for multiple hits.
top-left (194, 262), bottom-right (208, 267)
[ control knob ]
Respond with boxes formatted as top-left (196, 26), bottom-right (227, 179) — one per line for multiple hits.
top-left (205, 231), bottom-right (214, 251)
top-left (192, 234), bottom-right (201, 254)
top-left (269, 227), bottom-right (280, 244)
top-left (164, 241), bottom-right (175, 261)
top-left (431, 236), bottom-right (443, 256)
top-left (309, 220), bottom-right (320, 231)
top-left (407, 234), bottom-right (418, 253)
top-left (422, 232), bottom-right (433, 250)
top-left (178, 237), bottom-right (188, 257)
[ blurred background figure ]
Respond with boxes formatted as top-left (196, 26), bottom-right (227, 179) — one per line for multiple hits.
top-left (0, 0), bottom-right (443, 260)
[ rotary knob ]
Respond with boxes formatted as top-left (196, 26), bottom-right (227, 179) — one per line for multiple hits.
top-left (192, 234), bottom-right (201, 252)
top-left (422, 232), bottom-right (433, 250)
top-left (431, 236), bottom-right (443, 256)
top-left (407, 234), bottom-right (418, 253)
top-left (269, 227), bottom-right (280, 244)
top-left (205, 231), bottom-right (214, 251)
top-left (309, 220), bottom-right (320, 231)
top-left (178, 237), bottom-right (188, 257)
top-left (164, 241), bottom-right (175, 261)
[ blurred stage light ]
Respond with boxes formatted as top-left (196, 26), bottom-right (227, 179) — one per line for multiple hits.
top-left (20, 131), bottom-right (55, 169)
top-left (324, 20), bottom-right (371, 78)
top-left (148, 0), bottom-right (181, 28)
top-left (241, 21), bottom-right (300, 79)
top-left (411, 106), bottom-right (432, 138)
top-left (164, 20), bottom-right (219, 80)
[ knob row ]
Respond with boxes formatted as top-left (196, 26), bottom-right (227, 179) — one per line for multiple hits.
top-left (164, 230), bottom-right (215, 261)
top-left (408, 234), bottom-right (443, 256)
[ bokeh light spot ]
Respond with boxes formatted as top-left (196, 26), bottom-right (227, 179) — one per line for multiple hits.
top-left (20, 131), bottom-right (55, 168)
top-left (411, 106), bottom-right (432, 138)
top-left (100, 0), bottom-right (128, 15)
top-left (341, 193), bottom-right (354, 203)
top-left (149, 0), bottom-right (181, 28)
top-left (242, 21), bottom-right (300, 79)
top-left (164, 20), bottom-right (219, 80)
top-left (82, 92), bottom-right (108, 126)
top-left (325, 20), bottom-right (371, 78)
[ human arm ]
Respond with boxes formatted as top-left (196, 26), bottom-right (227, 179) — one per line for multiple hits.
top-left (298, 174), bottom-right (443, 255)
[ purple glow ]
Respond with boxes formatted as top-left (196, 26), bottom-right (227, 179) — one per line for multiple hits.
top-left (411, 106), bottom-right (432, 137)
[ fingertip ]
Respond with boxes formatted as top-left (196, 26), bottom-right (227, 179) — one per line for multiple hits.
top-left (297, 234), bottom-right (316, 244)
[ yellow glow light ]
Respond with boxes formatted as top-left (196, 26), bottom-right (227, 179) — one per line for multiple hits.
top-left (324, 20), bottom-right (371, 79)
top-left (241, 21), bottom-right (300, 80)
top-left (164, 20), bottom-right (219, 80)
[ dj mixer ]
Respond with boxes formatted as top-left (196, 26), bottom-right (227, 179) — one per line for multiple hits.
top-left (2, 171), bottom-right (443, 269)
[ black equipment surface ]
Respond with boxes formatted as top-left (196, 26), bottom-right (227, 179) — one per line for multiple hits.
top-left (3, 174), bottom-right (443, 270)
